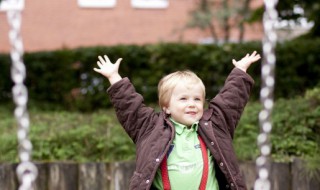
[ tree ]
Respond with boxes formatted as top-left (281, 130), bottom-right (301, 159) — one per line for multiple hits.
top-left (278, 0), bottom-right (320, 37)
top-left (251, 0), bottom-right (320, 37)
top-left (237, 0), bottom-right (251, 42)
top-left (186, 0), bottom-right (255, 43)
top-left (186, 0), bottom-right (219, 41)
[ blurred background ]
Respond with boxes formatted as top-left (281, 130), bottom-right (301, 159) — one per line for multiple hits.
top-left (0, 0), bottom-right (319, 189)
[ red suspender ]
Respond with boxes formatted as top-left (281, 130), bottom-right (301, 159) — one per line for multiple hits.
top-left (160, 155), bottom-right (171, 190)
top-left (198, 136), bottom-right (209, 190)
top-left (160, 135), bottom-right (209, 190)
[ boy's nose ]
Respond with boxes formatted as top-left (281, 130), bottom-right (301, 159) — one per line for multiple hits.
top-left (188, 100), bottom-right (196, 107)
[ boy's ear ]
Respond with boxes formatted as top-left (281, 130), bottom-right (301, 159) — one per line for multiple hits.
top-left (163, 107), bottom-right (170, 114)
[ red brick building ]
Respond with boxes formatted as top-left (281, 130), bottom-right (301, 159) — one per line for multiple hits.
top-left (0, 0), bottom-right (264, 53)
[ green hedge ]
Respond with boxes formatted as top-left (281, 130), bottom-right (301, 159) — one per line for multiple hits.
top-left (0, 107), bottom-right (135, 162)
top-left (0, 87), bottom-right (319, 163)
top-left (234, 87), bottom-right (320, 162)
top-left (1, 39), bottom-right (320, 111)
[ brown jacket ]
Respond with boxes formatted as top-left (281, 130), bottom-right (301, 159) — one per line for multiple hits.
top-left (107, 68), bottom-right (254, 190)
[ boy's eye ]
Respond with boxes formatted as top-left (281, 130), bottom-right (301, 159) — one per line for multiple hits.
top-left (180, 97), bottom-right (187, 100)
top-left (195, 98), bottom-right (201, 101)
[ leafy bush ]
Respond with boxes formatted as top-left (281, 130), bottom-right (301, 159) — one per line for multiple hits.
top-left (0, 108), bottom-right (135, 162)
top-left (1, 88), bottom-right (319, 165)
top-left (234, 87), bottom-right (320, 163)
top-left (1, 38), bottom-right (320, 111)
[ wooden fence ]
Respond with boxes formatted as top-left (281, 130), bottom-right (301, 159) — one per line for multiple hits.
top-left (0, 159), bottom-right (319, 190)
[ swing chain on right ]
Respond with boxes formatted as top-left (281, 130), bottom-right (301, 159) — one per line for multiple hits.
top-left (254, 0), bottom-right (278, 190)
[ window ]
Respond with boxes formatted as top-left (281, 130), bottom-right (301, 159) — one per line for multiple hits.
top-left (78, 0), bottom-right (116, 8)
top-left (0, 0), bottom-right (25, 11)
top-left (131, 0), bottom-right (169, 9)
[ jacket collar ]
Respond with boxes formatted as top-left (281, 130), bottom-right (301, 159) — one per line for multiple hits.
top-left (201, 109), bottom-right (213, 121)
top-left (169, 117), bottom-right (199, 135)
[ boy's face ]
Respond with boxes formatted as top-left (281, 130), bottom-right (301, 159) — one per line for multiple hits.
top-left (164, 83), bottom-right (204, 126)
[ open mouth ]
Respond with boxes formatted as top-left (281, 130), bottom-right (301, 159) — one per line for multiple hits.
top-left (186, 111), bottom-right (197, 115)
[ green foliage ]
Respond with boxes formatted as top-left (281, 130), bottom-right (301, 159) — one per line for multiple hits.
top-left (1, 88), bottom-right (319, 166)
top-left (0, 39), bottom-right (320, 111)
top-left (276, 1), bottom-right (320, 37)
top-left (271, 98), bottom-right (319, 161)
top-left (0, 55), bottom-right (12, 101)
top-left (275, 39), bottom-right (320, 98)
top-left (235, 87), bottom-right (320, 165)
top-left (233, 102), bottom-right (261, 161)
top-left (0, 108), bottom-right (135, 162)
top-left (251, 1), bottom-right (320, 37)
top-left (304, 156), bottom-right (320, 180)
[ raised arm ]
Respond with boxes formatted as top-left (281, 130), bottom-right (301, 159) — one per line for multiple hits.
top-left (232, 51), bottom-right (261, 72)
top-left (93, 55), bottom-right (157, 143)
top-left (209, 51), bottom-right (260, 138)
top-left (93, 55), bottom-right (123, 85)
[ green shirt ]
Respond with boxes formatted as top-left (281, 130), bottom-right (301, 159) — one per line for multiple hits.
top-left (152, 118), bottom-right (219, 190)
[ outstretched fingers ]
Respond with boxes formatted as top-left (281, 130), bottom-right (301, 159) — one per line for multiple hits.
top-left (98, 55), bottom-right (107, 65)
top-left (251, 51), bottom-right (261, 62)
top-left (115, 58), bottom-right (122, 67)
top-left (254, 56), bottom-right (261, 62)
top-left (93, 67), bottom-right (100, 73)
top-left (97, 60), bottom-right (103, 68)
top-left (94, 55), bottom-right (109, 73)
top-left (232, 59), bottom-right (237, 64)
top-left (250, 51), bottom-right (257, 57)
top-left (103, 55), bottom-right (111, 63)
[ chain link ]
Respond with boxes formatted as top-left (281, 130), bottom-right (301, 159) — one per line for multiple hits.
top-left (254, 0), bottom-right (278, 190)
top-left (4, 2), bottom-right (38, 189)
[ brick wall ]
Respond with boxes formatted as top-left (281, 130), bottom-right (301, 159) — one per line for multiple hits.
top-left (0, 0), bottom-right (263, 53)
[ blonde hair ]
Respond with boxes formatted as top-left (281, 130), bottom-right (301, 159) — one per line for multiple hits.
top-left (158, 70), bottom-right (205, 110)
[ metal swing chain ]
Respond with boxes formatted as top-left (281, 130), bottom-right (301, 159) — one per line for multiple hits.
top-left (4, 2), bottom-right (38, 190)
top-left (254, 0), bottom-right (278, 190)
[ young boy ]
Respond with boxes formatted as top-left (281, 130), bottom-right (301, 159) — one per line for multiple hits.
top-left (94, 51), bottom-right (260, 190)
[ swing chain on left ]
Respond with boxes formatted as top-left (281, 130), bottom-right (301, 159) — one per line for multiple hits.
top-left (1, 0), bottom-right (38, 189)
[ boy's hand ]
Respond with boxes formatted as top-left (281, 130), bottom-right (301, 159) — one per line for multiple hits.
top-left (94, 55), bottom-right (122, 85)
top-left (232, 51), bottom-right (261, 72)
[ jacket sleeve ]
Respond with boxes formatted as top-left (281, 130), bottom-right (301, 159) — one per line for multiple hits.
top-left (107, 77), bottom-right (157, 143)
top-left (208, 68), bottom-right (254, 138)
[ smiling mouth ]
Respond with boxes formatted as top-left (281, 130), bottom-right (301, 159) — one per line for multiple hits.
top-left (186, 112), bottom-right (197, 115)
